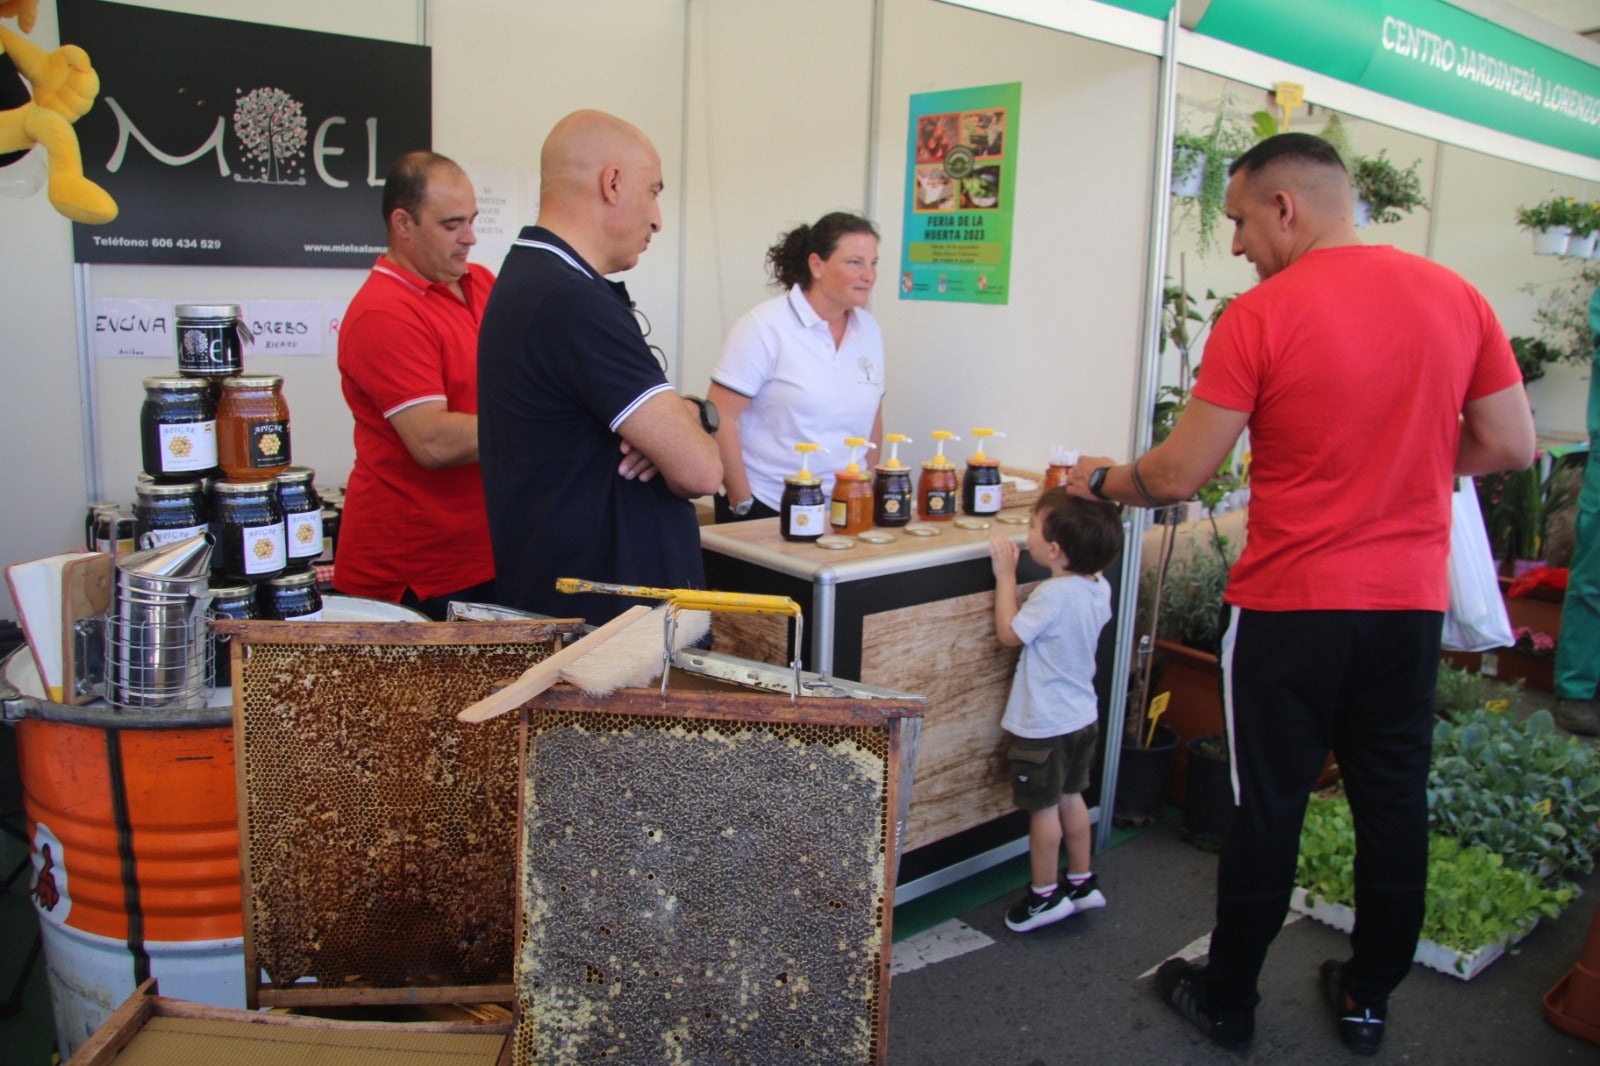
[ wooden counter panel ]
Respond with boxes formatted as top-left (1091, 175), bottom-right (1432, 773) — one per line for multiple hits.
top-left (711, 613), bottom-right (791, 667)
top-left (859, 584), bottom-right (1034, 851)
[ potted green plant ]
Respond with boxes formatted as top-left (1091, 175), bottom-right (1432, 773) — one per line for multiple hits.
top-left (1429, 707), bottom-right (1600, 881)
top-left (1296, 790), bottom-right (1573, 979)
top-left (1510, 335), bottom-right (1558, 384)
top-left (1566, 200), bottom-right (1600, 259)
top-left (1517, 196), bottom-right (1579, 255)
top-left (1525, 261), bottom-right (1600, 363)
top-left (1138, 530), bottom-right (1236, 804)
top-left (1170, 103), bottom-right (1255, 256)
top-left (1348, 151), bottom-right (1428, 225)
top-left (1180, 734), bottom-right (1233, 852)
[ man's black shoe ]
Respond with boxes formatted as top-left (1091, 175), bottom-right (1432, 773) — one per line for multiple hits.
top-left (1154, 957), bottom-right (1254, 1053)
top-left (1321, 959), bottom-right (1386, 1055)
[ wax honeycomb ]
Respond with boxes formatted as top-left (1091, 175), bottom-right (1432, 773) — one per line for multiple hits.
top-left (237, 640), bottom-right (553, 992)
top-left (514, 709), bottom-right (893, 1064)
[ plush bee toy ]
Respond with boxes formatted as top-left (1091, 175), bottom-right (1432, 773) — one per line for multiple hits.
top-left (1, 0), bottom-right (116, 223)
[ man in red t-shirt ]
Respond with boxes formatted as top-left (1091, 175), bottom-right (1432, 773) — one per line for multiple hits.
top-left (1070, 134), bottom-right (1534, 1056)
top-left (334, 152), bottom-right (496, 619)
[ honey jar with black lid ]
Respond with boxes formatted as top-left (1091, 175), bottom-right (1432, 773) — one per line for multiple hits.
top-left (140, 376), bottom-right (219, 480)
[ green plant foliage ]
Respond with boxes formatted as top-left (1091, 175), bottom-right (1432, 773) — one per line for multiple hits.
top-left (1522, 262), bottom-right (1600, 367)
top-left (1428, 707), bottom-right (1600, 881)
top-left (1350, 151), bottom-right (1428, 224)
top-left (1146, 532), bottom-right (1237, 654)
top-left (1510, 336), bottom-right (1558, 384)
top-left (1297, 792), bottom-right (1573, 961)
top-left (1171, 103), bottom-right (1255, 257)
top-left (1477, 456), bottom-right (1583, 563)
top-left (1433, 660), bottom-right (1504, 720)
top-left (1517, 196), bottom-right (1582, 231)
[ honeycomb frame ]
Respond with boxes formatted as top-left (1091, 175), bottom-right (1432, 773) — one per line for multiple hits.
top-left (512, 683), bottom-right (922, 1065)
top-left (222, 619), bottom-right (585, 1008)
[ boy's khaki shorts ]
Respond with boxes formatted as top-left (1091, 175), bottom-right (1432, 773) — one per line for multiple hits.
top-left (1007, 723), bottom-right (1099, 810)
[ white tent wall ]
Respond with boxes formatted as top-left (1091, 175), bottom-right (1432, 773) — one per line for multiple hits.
top-left (870, 0), bottom-right (1160, 469)
top-left (678, 0), bottom-right (878, 400)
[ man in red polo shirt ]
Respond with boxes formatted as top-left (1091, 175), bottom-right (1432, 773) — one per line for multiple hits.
top-left (334, 151), bottom-right (496, 618)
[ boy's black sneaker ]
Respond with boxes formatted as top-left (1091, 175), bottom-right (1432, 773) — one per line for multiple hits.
top-left (1321, 959), bottom-right (1385, 1055)
top-left (1154, 957), bottom-right (1254, 1053)
top-left (1061, 873), bottom-right (1106, 911)
top-left (1004, 886), bottom-right (1072, 932)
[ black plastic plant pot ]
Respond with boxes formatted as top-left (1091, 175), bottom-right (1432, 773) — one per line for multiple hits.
top-left (1181, 734), bottom-right (1235, 851)
top-left (1113, 722), bottom-right (1179, 828)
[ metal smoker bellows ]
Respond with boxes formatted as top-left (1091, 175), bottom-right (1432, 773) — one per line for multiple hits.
top-left (105, 534), bottom-right (215, 711)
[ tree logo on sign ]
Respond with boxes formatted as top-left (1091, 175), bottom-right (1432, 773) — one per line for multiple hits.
top-left (232, 86), bottom-right (307, 185)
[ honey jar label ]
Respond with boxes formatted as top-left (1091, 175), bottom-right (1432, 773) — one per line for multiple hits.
top-left (158, 420), bottom-right (218, 473)
top-left (287, 510), bottom-right (324, 559)
top-left (923, 490), bottom-right (956, 516)
top-left (242, 523), bottom-right (287, 575)
top-left (974, 485), bottom-right (1002, 513)
top-left (144, 523), bottom-right (208, 547)
top-left (830, 501), bottom-right (849, 527)
top-left (787, 503), bottom-right (826, 538)
top-left (248, 421), bottom-right (291, 469)
top-left (284, 609), bottom-right (324, 622)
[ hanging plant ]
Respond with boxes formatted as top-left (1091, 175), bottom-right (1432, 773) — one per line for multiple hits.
top-left (1171, 103), bottom-right (1255, 257)
top-left (1349, 150), bottom-right (1428, 224)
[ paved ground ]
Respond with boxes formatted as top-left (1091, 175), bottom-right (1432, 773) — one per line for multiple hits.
top-left (887, 814), bottom-right (1600, 1064)
top-left (887, 679), bottom-right (1600, 1065)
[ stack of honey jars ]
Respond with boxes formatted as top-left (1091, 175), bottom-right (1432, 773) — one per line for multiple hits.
top-left (132, 305), bottom-right (328, 665)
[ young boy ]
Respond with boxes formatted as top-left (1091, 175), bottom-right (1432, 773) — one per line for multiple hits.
top-left (988, 487), bottom-right (1123, 932)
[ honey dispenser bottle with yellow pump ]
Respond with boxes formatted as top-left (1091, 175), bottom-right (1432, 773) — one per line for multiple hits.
top-left (962, 427), bottom-right (1006, 516)
top-left (830, 437), bottom-right (876, 535)
top-left (872, 433), bottom-right (914, 527)
top-left (779, 442), bottom-right (827, 542)
top-left (918, 430), bottom-right (960, 521)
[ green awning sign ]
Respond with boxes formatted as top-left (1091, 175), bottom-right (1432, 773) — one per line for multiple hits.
top-left (1196, 0), bottom-right (1600, 159)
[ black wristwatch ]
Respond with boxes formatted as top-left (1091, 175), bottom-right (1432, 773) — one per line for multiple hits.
top-left (1087, 466), bottom-right (1112, 500)
top-left (686, 394), bottom-right (719, 434)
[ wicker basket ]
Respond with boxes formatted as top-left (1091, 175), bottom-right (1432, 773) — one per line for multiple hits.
top-left (1000, 466), bottom-right (1045, 511)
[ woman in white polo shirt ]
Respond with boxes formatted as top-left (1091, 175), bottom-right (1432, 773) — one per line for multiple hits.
top-left (708, 212), bottom-right (886, 522)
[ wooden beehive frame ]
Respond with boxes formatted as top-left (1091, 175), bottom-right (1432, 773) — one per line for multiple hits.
top-left (219, 619), bottom-right (585, 1010)
top-left (510, 678), bottom-right (922, 1065)
top-left (68, 979), bottom-right (513, 1065)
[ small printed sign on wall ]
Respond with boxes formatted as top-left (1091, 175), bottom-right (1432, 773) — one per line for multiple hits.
top-left (90, 299), bottom-right (173, 358)
top-left (324, 301), bottom-right (350, 354)
top-left (241, 301), bottom-right (323, 356)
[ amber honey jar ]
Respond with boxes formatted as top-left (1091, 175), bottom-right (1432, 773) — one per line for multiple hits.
top-left (830, 436), bottom-right (875, 535)
top-left (216, 374), bottom-right (291, 480)
top-left (1042, 445), bottom-right (1078, 491)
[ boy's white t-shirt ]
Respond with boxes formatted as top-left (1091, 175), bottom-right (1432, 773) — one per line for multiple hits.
top-left (1001, 573), bottom-right (1113, 739)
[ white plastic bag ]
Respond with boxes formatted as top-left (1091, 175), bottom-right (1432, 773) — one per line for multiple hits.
top-left (1441, 477), bottom-right (1514, 653)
